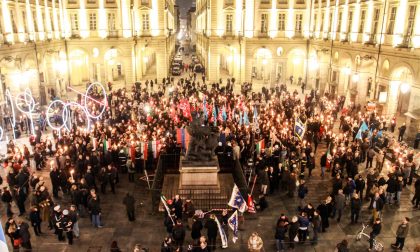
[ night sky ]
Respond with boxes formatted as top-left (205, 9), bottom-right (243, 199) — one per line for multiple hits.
top-left (176, 0), bottom-right (194, 18)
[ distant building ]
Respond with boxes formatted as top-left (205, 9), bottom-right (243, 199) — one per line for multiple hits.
top-left (187, 7), bottom-right (197, 48)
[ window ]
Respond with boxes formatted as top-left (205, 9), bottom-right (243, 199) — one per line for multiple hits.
top-left (261, 0), bottom-right (270, 3)
top-left (387, 7), bottom-right (396, 34)
top-left (71, 13), bottom-right (79, 31)
top-left (226, 14), bottom-right (233, 33)
top-left (108, 13), bottom-right (116, 31)
top-left (141, 0), bottom-right (149, 4)
top-left (320, 14), bottom-right (324, 32)
top-left (328, 13), bottom-right (332, 33)
top-left (89, 13), bottom-right (97, 31)
top-left (261, 14), bottom-right (268, 33)
top-left (372, 9), bottom-right (379, 35)
top-left (347, 11), bottom-right (352, 34)
top-left (87, 0), bottom-right (96, 3)
top-left (10, 11), bottom-right (17, 33)
top-left (33, 11), bottom-right (38, 32)
top-left (313, 14), bottom-right (317, 32)
top-left (406, 5), bottom-right (416, 36)
top-left (68, 0), bottom-right (76, 3)
top-left (106, 0), bottom-right (115, 3)
top-left (225, 0), bottom-right (233, 5)
top-left (295, 14), bottom-right (303, 32)
top-left (22, 11), bottom-right (28, 32)
top-left (359, 10), bottom-right (365, 33)
top-left (142, 14), bottom-right (150, 31)
top-left (278, 13), bottom-right (285, 31)
top-left (337, 12), bottom-right (342, 33)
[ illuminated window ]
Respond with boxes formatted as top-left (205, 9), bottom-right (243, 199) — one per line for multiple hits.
top-left (337, 12), bottom-right (342, 33)
top-left (142, 14), bottom-right (150, 31)
top-left (141, 0), bottom-right (149, 4)
top-left (108, 13), bottom-right (116, 31)
top-left (406, 5), bottom-right (416, 36)
top-left (387, 7), bottom-right (396, 34)
top-left (225, 0), bottom-right (233, 5)
top-left (261, 0), bottom-right (270, 3)
top-left (359, 10), bottom-right (365, 33)
top-left (347, 11), bottom-right (352, 34)
top-left (295, 14), bottom-right (303, 32)
top-left (89, 13), bottom-right (97, 31)
top-left (87, 0), bottom-right (96, 3)
top-left (278, 13), bottom-right (285, 31)
top-left (261, 14), bottom-right (268, 33)
top-left (70, 13), bottom-right (79, 31)
top-left (226, 14), bottom-right (233, 33)
top-left (10, 11), bottom-right (17, 33)
top-left (106, 0), bottom-right (115, 3)
top-left (372, 9), bottom-right (379, 34)
top-left (68, 0), bottom-right (76, 3)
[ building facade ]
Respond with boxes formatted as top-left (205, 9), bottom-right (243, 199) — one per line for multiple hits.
top-left (0, 0), bottom-right (177, 103)
top-left (195, 0), bottom-right (420, 122)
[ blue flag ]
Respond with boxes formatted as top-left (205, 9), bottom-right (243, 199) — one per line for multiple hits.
top-left (228, 184), bottom-right (247, 213)
top-left (222, 106), bottom-right (227, 121)
top-left (203, 97), bottom-right (207, 120)
top-left (0, 223), bottom-right (9, 252)
top-left (356, 121), bottom-right (369, 140)
top-left (253, 105), bottom-right (258, 121)
top-left (228, 210), bottom-right (239, 243)
top-left (212, 104), bottom-right (217, 126)
top-left (294, 117), bottom-right (306, 140)
top-left (377, 130), bottom-right (383, 138)
top-left (243, 110), bottom-right (249, 126)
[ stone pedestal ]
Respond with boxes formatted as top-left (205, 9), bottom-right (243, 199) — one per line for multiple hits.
top-left (179, 158), bottom-right (219, 188)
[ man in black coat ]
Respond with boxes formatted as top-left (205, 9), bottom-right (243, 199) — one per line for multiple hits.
top-left (50, 167), bottom-right (61, 198)
top-left (369, 218), bottom-right (381, 251)
top-left (172, 219), bottom-right (186, 248)
top-left (123, 193), bottom-right (136, 221)
top-left (205, 214), bottom-right (218, 251)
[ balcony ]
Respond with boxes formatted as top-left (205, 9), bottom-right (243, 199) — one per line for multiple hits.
top-left (294, 31), bottom-right (303, 38)
top-left (108, 30), bottom-right (118, 38)
top-left (258, 31), bottom-right (269, 38)
top-left (71, 30), bottom-right (81, 38)
top-left (340, 33), bottom-right (349, 42)
top-left (363, 33), bottom-right (377, 45)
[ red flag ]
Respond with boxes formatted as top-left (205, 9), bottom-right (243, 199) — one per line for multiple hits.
top-left (247, 195), bottom-right (256, 214)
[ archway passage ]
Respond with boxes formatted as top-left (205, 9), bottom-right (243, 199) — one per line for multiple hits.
top-left (390, 66), bottom-right (413, 114)
top-left (252, 48), bottom-right (272, 83)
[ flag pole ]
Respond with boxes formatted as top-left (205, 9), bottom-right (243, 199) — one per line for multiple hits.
top-left (250, 175), bottom-right (258, 196)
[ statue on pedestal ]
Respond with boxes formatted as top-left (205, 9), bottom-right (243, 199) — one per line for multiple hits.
top-left (185, 112), bottom-right (219, 162)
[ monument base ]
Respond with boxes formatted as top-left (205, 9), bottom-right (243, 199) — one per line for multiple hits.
top-left (179, 158), bottom-right (219, 188)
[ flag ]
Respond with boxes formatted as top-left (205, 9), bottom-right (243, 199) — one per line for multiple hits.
top-left (243, 110), bottom-right (249, 126)
top-left (161, 195), bottom-right (175, 225)
top-left (212, 103), bottom-right (217, 126)
top-left (141, 141), bottom-right (148, 160)
top-left (228, 210), bottom-right (239, 243)
top-left (253, 105), bottom-right (258, 121)
top-left (228, 184), bottom-right (247, 213)
top-left (377, 130), bottom-right (383, 138)
top-left (247, 195), bottom-right (256, 214)
top-left (222, 106), bottom-right (227, 121)
top-left (130, 144), bottom-right (136, 162)
top-left (239, 111), bottom-right (243, 126)
top-left (326, 143), bottom-right (332, 169)
top-left (356, 121), bottom-right (369, 140)
top-left (203, 96), bottom-right (208, 120)
top-left (294, 117), bottom-right (306, 140)
top-left (256, 139), bottom-right (265, 155)
top-left (151, 140), bottom-right (161, 158)
top-left (103, 138), bottom-right (110, 152)
top-left (215, 215), bottom-right (228, 248)
top-left (0, 223), bottom-right (9, 252)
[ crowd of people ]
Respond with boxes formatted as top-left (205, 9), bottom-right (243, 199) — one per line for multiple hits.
top-left (0, 64), bottom-right (419, 252)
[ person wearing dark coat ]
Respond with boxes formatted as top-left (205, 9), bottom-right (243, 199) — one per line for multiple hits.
top-left (191, 217), bottom-right (203, 241)
top-left (275, 220), bottom-right (288, 251)
top-left (288, 216), bottom-right (299, 249)
top-left (18, 220), bottom-right (32, 250)
top-left (16, 186), bottom-right (27, 216)
top-left (172, 219), bottom-right (186, 248)
top-left (1, 187), bottom-right (14, 217)
top-left (122, 193), bottom-right (136, 221)
top-left (412, 178), bottom-right (420, 208)
top-left (350, 193), bottom-right (362, 224)
top-left (29, 206), bottom-right (42, 235)
top-left (317, 200), bottom-right (330, 232)
top-left (369, 218), bottom-right (381, 250)
top-left (172, 195), bottom-right (183, 220)
top-left (205, 215), bottom-right (218, 251)
top-left (50, 167), bottom-right (61, 198)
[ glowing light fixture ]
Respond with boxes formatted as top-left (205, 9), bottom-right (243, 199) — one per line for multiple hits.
top-left (352, 73), bottom-right (360, 83)
top-left (400, 82), bottom-right (410, 94)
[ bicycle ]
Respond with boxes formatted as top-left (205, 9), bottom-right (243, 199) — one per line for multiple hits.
top-left (355, 223), bottom-right (384, 251)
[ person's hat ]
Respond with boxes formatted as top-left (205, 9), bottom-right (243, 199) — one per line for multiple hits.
top-left (54, 205), bottom-right (61, 211)
top-left (167, 199), bottom-right (173, 205)
top-left (63, 210), bottom-right (69, 215)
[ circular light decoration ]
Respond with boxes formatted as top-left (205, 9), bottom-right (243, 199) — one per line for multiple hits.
top-left (84, 82), bottom-right (107, 119)
top-left (46, 82), bottom-right (107, 133)
top-left (14, 88), bottom-right (37, 135)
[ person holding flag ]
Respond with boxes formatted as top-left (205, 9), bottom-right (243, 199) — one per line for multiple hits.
top-left (228, 184), bottom-right (247, 213)
top-left (294, 117), bottom-right (306, 140)
top-left (228, 210), bottom-right (239, 243)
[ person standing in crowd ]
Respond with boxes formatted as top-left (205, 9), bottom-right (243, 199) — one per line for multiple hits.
top-left (288, 216), bottom-right (299, 250)
top-left (275, 218), bottom-right (288, 251)
top-left (29, 206), bottom-right (42, 236)
top-left (204, 214), bottom-right (218, 251)
top-left (62, 209), bottom-right (74, 245)
top-left (392, 217), bottom-right (410, 251)
top-left (334, 189), bottom-right (345, 223)
top-left (18, 219), bottom-right (32, 250)
top-left (350, 193), bottom-right (362, 224)
top-left (355, 175), bottom-right (366, 201)
top-left (412, 178), bottom-right (420, 209)
top-left (69, 205), bottom-right (80, 239)
top-left (398, 123), bottom-right (406, 142)
top-left (1, 187), bottom-right (13, 217)
top-left (123, 193), bottom-right (136, 222)
top-left (88, 192), bottom-right (103, 228)
top-left (370, 192), bottom-right (384, 221)
top-left (184, 198), bottom-right (195, 229)
top-left (248, 232), bottom-right (263, 252)
top-left (369, 218), bottom-right (382, 251)
top-left (366, 148), bottom-right (375, 169)
top-left (172, 194), bottom-right (183, 220)
top-left (335, 239), bottom-right (349, 252)
top-left (172, 219), bottom-right (186, 248)
top-left (191, 216), bottom-right (203, 243)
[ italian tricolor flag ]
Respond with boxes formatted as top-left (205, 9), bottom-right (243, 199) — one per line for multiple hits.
top-left (103, 138), bottom-right (111, 152)
top-left (256, 139), bottom-right (265, 155)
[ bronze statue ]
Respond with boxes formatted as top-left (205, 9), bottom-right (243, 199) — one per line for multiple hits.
top-left (185, 112), bottom-right (219, 161)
